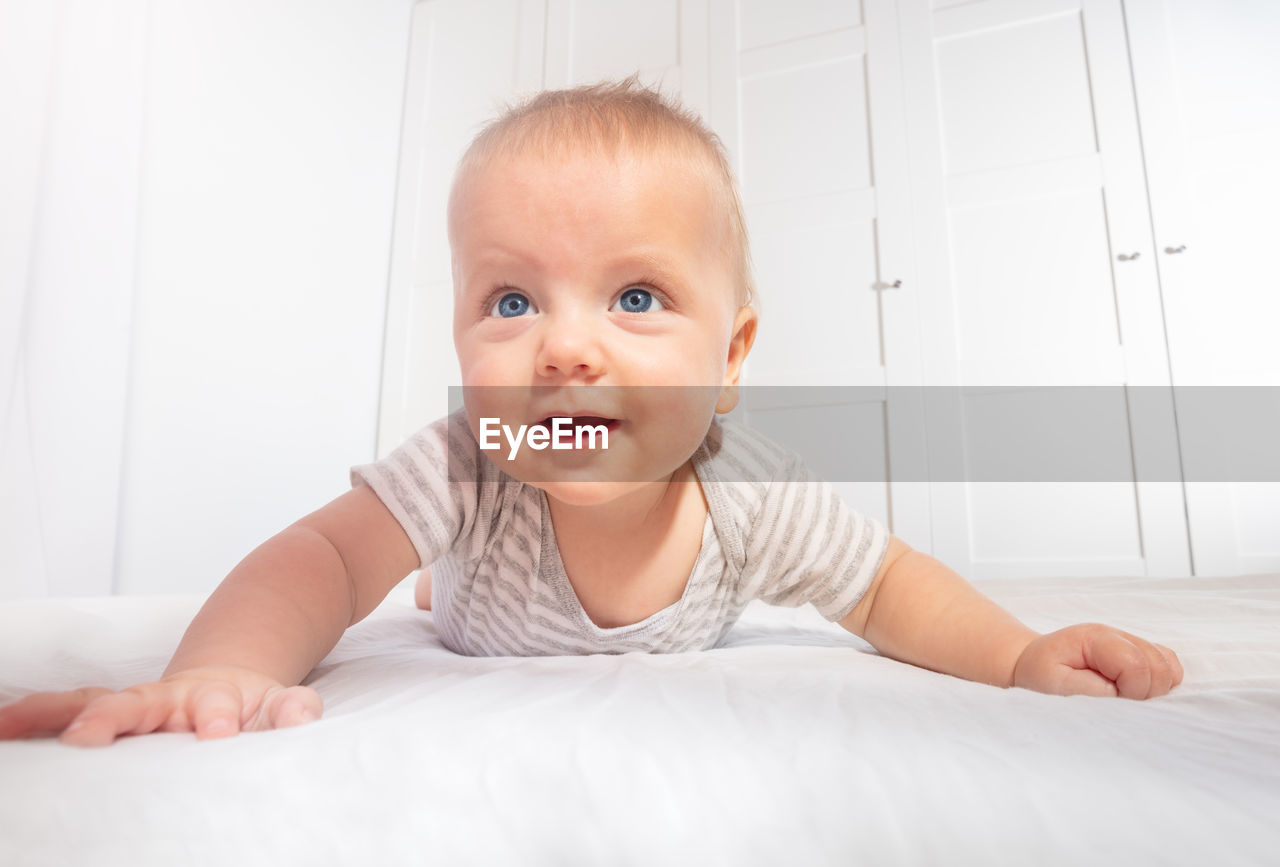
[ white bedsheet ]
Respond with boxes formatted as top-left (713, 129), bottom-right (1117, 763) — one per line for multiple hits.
top-left (2, 574), bottom-right (1278, 866)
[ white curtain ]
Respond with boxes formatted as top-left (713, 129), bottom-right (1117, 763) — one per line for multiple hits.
top-left (0, 0), bottom-right (147, 597)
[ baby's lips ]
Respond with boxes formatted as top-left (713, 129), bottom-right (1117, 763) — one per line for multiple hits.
top-left (568, 416), bottom-right (618, 429)
top-left (532, 412), bottom-right (621, 429)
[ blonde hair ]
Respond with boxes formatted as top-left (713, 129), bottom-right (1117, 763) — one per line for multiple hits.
top-left (448, 77), bottom-right (756, 307)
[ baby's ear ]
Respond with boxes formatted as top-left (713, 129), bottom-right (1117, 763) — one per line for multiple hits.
top-left (722, 303), bottom-right (757, 373)
top-left (716, 306), bottom-right (756, 414)
top-left (715, 384), bottom-right (739, 414)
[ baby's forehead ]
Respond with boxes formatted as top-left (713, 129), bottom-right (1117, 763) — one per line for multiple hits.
top-left (452, 142), bottom-right (729, 246)
top-left (449, 131), bottom-right (750, 306)
top-left (464, 137), bottom-right (716, 191)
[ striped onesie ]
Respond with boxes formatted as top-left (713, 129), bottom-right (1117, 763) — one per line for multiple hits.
top-left (351, 411), bottom-right (889, 656)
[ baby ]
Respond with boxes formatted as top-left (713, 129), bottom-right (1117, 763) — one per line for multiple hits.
top-left (0, 80), bottom-right (1181, 747)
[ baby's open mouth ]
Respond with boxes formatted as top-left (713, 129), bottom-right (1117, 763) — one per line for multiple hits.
top-left (539, 415), bottom-right (620, 432)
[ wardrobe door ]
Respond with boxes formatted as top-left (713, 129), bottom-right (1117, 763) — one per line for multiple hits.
top-left (898, 0), bottom-right (1190, 577)
top-left (378, 0), bottom-right (545, 453)
top-left (707, 0), bottom-right (928, 540)
top-left (543, 0), bottom-right (709, 115)
top-left (1126, 0), bottom-right (1280, 574)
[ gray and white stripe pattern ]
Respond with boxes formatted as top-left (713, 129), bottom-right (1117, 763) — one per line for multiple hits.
top-left (351, 411), bottom-right (890, 656)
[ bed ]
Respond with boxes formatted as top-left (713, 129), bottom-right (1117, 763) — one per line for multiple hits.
top-left (2, 573), bottom-right (1278, 866)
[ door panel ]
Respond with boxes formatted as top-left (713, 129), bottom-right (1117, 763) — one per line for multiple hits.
top-left (948, 189), bottom-right (1124, 386)
top-left (899, 0), bottom-right (1189, 577)
top-left (381, 0), bottom-right (543, 452)
top-left (739, 52), bottom-right (872, 202)
top-left (1127, 0), bottom-right (1280, 574)
top-left (713, 0), bottom-right (922, 536)
top-left (547, 0), bottom-right (681, 85)
top-left (738, 0), bottom-right (861, 50)
top-left (933, 6), bottom-right (1098, 175)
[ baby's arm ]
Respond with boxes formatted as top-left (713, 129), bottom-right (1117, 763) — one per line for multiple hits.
top-left (839, 537), bottom-right (1183, 698)
top-left (0, 484), bottom-right (419, 746)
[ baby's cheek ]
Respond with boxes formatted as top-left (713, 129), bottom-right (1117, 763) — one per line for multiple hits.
top-left (624, 334), bottom-right (726, 386)
top-left (459, 347), bottom-right (523, 387)
top-left (631, 386), bottom-right (720, 466)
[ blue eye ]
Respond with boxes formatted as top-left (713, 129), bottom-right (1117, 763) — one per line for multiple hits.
top-left (491, 292), bottom-right (533, 318)
top-left (612, 287), bottom-right (664, 314)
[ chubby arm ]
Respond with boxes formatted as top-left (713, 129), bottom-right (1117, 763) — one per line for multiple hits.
top-left (166, 483), bottom-right (420, 684)
top-left (839, 536), bottom-right (1183, 699)
top-left (0, 484), bottom-right (419, 746)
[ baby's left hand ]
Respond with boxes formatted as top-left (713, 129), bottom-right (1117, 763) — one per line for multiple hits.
top-left (1012, 624), bottom-right (1184, 699)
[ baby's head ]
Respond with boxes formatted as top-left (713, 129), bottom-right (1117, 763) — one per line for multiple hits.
top-left (447, 78), bottom-right (758, 502)
top-left (449, 78), bottom-right (756, 308)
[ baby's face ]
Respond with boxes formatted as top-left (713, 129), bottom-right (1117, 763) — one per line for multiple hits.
top-left (449, 146), bottom-right (755, 505)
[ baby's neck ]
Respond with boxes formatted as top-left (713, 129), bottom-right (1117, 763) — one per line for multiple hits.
top-left (544, 461), bottom-right (708, 626)
top-left (544, 461), bottom-right (701, 548)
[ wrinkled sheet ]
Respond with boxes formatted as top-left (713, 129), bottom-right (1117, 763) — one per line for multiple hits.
top-left (1, 574), bottom-right (1278, 867)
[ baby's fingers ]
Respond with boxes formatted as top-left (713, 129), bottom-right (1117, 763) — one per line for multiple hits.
top-left (1086, 630), bottom-right (1183, 699)
top-left (1106, 630), bottom-right (1182, 698)
top-left (187, 681), bottom-right (247, 740)
top-left (1056, 667), bottom-right (1118, 698)
top-left (60, 685), bottom-right (177, 747)
top-left (253, 685), bottom-right (323, 731)
top-left (1086, 631), bottom-right (1153, 699)
top-left (1156, 642), bottom-right (1184, 687)
top-left (0, 687), bottom-right (113, 740)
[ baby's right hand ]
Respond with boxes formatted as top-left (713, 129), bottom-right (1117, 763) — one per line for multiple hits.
top-left (0, 665), bottom-right (322, 747)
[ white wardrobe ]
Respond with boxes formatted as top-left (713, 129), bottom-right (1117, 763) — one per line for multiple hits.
top-left (381, 0), bottom-right (1280, 578)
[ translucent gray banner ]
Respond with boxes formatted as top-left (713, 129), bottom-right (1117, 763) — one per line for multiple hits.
top-left (445, 386), bottom-right (1280, 482)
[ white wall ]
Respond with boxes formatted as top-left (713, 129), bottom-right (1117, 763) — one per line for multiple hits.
top-left (0, 0), bottom-right (413, 597)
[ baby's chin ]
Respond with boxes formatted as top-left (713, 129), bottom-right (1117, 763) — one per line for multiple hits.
top-left (535, 479), bottom-right (656, 508)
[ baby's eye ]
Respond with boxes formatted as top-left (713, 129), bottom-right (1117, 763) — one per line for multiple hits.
top-left (611, 286), bottom-right (664, 314)
top-left (490, 291), bottom-right (535, 318)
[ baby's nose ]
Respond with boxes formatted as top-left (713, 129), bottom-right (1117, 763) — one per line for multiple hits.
top-left (535, 314), bottom-right (605, 379)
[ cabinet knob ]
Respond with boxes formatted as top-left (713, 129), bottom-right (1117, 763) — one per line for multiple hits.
top-left (1117, 252), bottom-right (1141, 261)
top-left (872, 279), bottom-right (902, 290)
top-left (1164, 244), bottom-right (1187, 254)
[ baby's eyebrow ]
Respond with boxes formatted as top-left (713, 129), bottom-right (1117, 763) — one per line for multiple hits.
top-left (607, 250), bottom-right (686, 284)
top-left (455, 248), bottom-right (535, 290)
top-left (467, 246), bottom-right (529, 270)
top-left (464, 247), bottom-right (687, 287)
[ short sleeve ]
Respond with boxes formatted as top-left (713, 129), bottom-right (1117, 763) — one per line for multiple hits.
top-left (349, 411), bottom-right (502, 568)
top-left (740, 454), bottom-right (891, 622)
